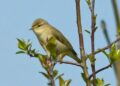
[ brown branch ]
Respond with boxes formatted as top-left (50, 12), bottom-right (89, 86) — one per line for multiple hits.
top-left (75, 0), bottom-right (85, 60)
top-left (57, 60), bottom-right (83, 68)
top-left (89, 63), bottom-right (112, 79)
top-left (75, 0), bottom-right (91, 85)
top-left (49, 64), bottom-right (55, 86)
top-left (90, 0), bottom-right (96, 85)
top-left (89, 37), bottom-right (120, 55)
top-left (27, 50), bottom-right (56, 86)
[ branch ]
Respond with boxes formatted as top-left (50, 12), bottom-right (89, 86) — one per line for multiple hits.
top-left (75, 0), bottom-right (85, 60)
top-left (75, 0), bottom-right (91, 85)
top-left (57, 60), bottom-right (83, 68)
top-left (89, 63), bottom-right (112, 79)
top-left (49, 63), bottom-right (55, 86)
top-left (90, 0), bottom-right (96, 85)
top-left (90, 37), bottom-right (120, 55)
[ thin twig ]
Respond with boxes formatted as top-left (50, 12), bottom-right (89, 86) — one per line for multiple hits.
top-left (75, 0), bottom-right (91, 85)
top-left (57, 60), bottom-right (83, 68)
top-left (49, 64), bottom-right (55, 86)
top-left (90, 0), bottom-right (96, 85)
top-left (89, 37), bottom-right (120, 55)
top-left (89, 63), bottom-right (112, 79)
top-left (27, 50), bottom-right (56, 86)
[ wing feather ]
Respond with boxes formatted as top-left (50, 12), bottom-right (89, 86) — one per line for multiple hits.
top-left (49, 26), bottom-right (77, 55)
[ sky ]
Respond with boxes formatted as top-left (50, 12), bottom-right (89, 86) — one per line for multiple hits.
top-left (0, 0), bottom-right (120, 86)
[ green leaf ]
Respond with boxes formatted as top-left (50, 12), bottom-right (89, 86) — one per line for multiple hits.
top-left (48, 82), bottom-right (52, 86)
top-left (28, 49), bottom-right (37, 57)
top-left (87, 0), bottom-right (91, 5)
top-left (115, 49), bottom-right (120, 59)
top-left (101, 50), bottom-right (111, 63)
top-left (38, 55), bottom-right (48, 68)
top-left (53, 70), bottom-right (58, 77)
top-left (65, 80), bottom-right (71, 86)
top-left (59, 76), bottom-right (71, 86)
top-left (93, 15), bottom-right (97, 23)
top-left (102, 50), bottom-right (109, 58)
top-left (88, 54), bottom-right (96, 64)
top-left (81, 72), bottom-right (86, 82)
top-left (109, 44), bottom-right (116, 58)
top-left (39, 72), bottom-right (49, 79)
top-left (104, 84), bottom-right (111, 86)
top-left (96, 78), bottom-right (104, 86)
top-left (17, 39), bottom-right (27, 50)
top-left (55, 73), bottom-right (64, 80)
top-left (85, 29), bottom-right (91, 34)
top-left (16, 51), bottom-right (25, 54)
top-left (91, 78), bottom-right (110, 86)
top-left (108, 44), bottom-right (120, 63)
top-left (26, 43), bottom-right (31, 50)
top-left (59, 77), bottom-right (65, 86)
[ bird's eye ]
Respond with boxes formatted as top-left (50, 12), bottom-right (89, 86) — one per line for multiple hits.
top-left (37, 25), bottom-right (41, 27)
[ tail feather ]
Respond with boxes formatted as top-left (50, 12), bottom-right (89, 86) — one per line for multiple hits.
top-left (57, 50), bottom-right (81, 63)
top-left (70, 52), bottom-right (81, 63)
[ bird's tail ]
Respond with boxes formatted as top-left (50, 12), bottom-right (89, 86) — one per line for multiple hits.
top-left (57, 50), bottom-right (81, 63)
top-left (69, 52), bottom-right (81, 63)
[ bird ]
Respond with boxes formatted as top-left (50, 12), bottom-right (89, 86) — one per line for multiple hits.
top-left (31, 18), bottom-right (81, 63)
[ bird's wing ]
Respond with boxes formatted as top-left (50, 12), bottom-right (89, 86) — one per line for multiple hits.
top-left (50, 26), bottom-right (77, 55)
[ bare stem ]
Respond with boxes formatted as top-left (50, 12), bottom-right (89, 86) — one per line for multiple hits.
top-left (75, 0), bottom-right (85, 60)
top-left (88, 37), bottom-right (120, 56)
top-left (75, 0), bottom-right (91, 85)
top-left (57, 60), bottom-right (83, 68)
top-left (90, 0), bottom-right (96, 85)
top-left (49, 65), bottom-right (55, 86)
top-left (89, 63), bottom-right (112, 79)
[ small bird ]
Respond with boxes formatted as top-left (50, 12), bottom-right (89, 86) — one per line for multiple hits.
top-left (31, 18), bottom-right (80, 63)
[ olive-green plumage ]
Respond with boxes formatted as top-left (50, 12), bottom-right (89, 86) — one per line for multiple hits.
top-left (31, 18), bottom-right (80, 63)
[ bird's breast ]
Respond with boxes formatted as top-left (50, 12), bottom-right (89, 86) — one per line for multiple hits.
top-left (36, 29), bottom-right (52, 44)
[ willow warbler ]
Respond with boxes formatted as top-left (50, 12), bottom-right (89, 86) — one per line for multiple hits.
top-left (31, 18), bottom-right (80, 63)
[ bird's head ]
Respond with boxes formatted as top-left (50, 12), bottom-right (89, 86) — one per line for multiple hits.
top-left (30, 18), bottom-right (48, 31)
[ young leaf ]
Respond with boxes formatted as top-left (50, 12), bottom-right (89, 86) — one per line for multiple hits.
top-left (59, 77), bottom-right (65, 86)
top-left (55, 73), bottom-right (64, 80)
top-left (96, 78), bottom-right (104, 86)
top-left (53, 70), bottom-right (58, 77)
top-left (109, 44), bottom-right (116, 58)
top-left (48, 82), bottom-right (52, 86)
top-left (108, 44), bottom-right (120, 63)
top-left (87, 0), bottom-right (91, 5)
top-left (39, 72), bottom-right (49, 79)
top-left (65, 80), bottom-right (71, 86)
top-left (101, 50), bottom-right (111, 63)
top-left (38, 55), bottom-right (48, 68)
top-left (104, 84), bottom-right (111, 86)
top-left (81, 72), bottom-right (86, 82)
top-left (85, 29), bottom-right (91, 34)
top-left (16, 51), bottom-right (25, 54)
top-left (17, 39), bottom-right (27, 50)
top-left (88, 54), bottom-right (96, 64)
